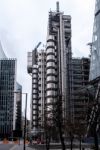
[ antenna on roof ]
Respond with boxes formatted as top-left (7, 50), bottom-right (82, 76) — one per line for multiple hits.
top-left (56, 1), bottom-right (59, 12)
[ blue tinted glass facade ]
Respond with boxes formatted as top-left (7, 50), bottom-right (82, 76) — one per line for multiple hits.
top-left (0, 59), bottom-right (16, 137)
top-left (89, 0), bottom-right (100, 80)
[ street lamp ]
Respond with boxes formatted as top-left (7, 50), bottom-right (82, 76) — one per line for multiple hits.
top-left (23, 93), bottom-right (27, 150)
top-left (14, 91), bottom-right (28, 150)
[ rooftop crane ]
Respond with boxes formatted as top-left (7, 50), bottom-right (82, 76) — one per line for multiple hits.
top-left (27, 42), bottom-right (41, 74)
top-left (32, 42), bottom-right (42, 65)
top-left (34, 42), bottom-right (41, 50)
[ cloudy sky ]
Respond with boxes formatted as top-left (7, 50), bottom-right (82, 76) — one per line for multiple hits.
top-left (0, 0), bottom-right (95, 119)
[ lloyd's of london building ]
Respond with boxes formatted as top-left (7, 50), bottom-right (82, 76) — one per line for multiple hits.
top-left (28, 2), bottom-right (73, 130)
top-left (27, 49), bottom-right (46, 130)
top-left (46, 3), bottom-right (72, 123)
top-left (28, 2), bottom-right (91, 132)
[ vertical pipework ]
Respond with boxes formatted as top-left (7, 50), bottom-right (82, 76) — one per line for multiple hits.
top-left (56, 1), bottom-right (59, 12)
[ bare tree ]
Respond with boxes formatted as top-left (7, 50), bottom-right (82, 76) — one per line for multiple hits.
top-left (43, 109), bottom-right (52, 150)
top-left (44, 124), bottom-right (51, 150)
top-left (74, 121), bottom-right (86, 150)
top-left (53, 94), bottom-right (66, 150)
top-left (44, 94), bottom-right (66, 150)
top-left (65, 120), bottom-right (75, 150)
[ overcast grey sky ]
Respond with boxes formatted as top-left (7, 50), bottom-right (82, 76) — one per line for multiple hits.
top-left (0, 0), bottom-right (95, 119)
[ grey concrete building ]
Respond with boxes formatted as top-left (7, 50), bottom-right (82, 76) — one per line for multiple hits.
top-left (72, 58), bottom-right (90, 122)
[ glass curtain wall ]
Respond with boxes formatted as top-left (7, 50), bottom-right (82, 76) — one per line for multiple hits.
top-left (90, 0), bottom-right (100, 80)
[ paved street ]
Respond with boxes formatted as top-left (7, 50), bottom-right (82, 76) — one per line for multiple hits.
top-left (0, 144), bottom-right (34, 150)
top-left (0, 143), bottom-right (93, 150)
top-left (10, 145), bottom-right (34, 150)
top-left (29, 143), bottom-right (92, 150)
top-left (0, 144), bottom-right (14, 150)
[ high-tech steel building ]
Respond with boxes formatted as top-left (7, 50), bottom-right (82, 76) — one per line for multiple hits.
top-left (46, 2), bottom-right (72, 122)
top-left (27, 49), bottom-right (46, 130)
top-left (28, 2), bottom-right (91, 132)
top-left (28, 2), bottom-right (72, 130)
top-left (89, 0), bottom-right (100, 80)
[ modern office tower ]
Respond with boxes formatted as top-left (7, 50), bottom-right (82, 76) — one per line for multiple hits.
top-left (15, 83), bottom-right (22, 133)
top-left (0, 44), bottom-right (22, 137)
top-left (86, 0), bottom-right (100, 136)
top-left (89, 0), bottom-right (100, 80)
top-left (27, 48), bottom-right (46, 130)
top-left (72, 58), bottom-right (90, 122)
top-left (0, 59), bottom-right (17, 137)
top-left (46, 2), bottom-right (72, 122)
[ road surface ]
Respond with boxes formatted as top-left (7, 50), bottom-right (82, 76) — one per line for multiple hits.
top-left (0, 144), bottom-right (34, 150)
top-left (0, 144), bottom-right (14, 150)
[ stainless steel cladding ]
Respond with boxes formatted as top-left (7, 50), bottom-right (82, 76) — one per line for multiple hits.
top-left (46, 35), bottom-right (57, 119)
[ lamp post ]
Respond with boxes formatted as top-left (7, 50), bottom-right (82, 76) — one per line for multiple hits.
top-left (23, 93), bottom-right (27, 150)
top-left (14, 91), bottom-right (28, 150)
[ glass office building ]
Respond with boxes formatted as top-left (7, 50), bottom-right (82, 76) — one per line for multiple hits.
top-left (0, 59), bottom-right (17, 137)
top-left (89, 0), bottom-right (100, 80)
